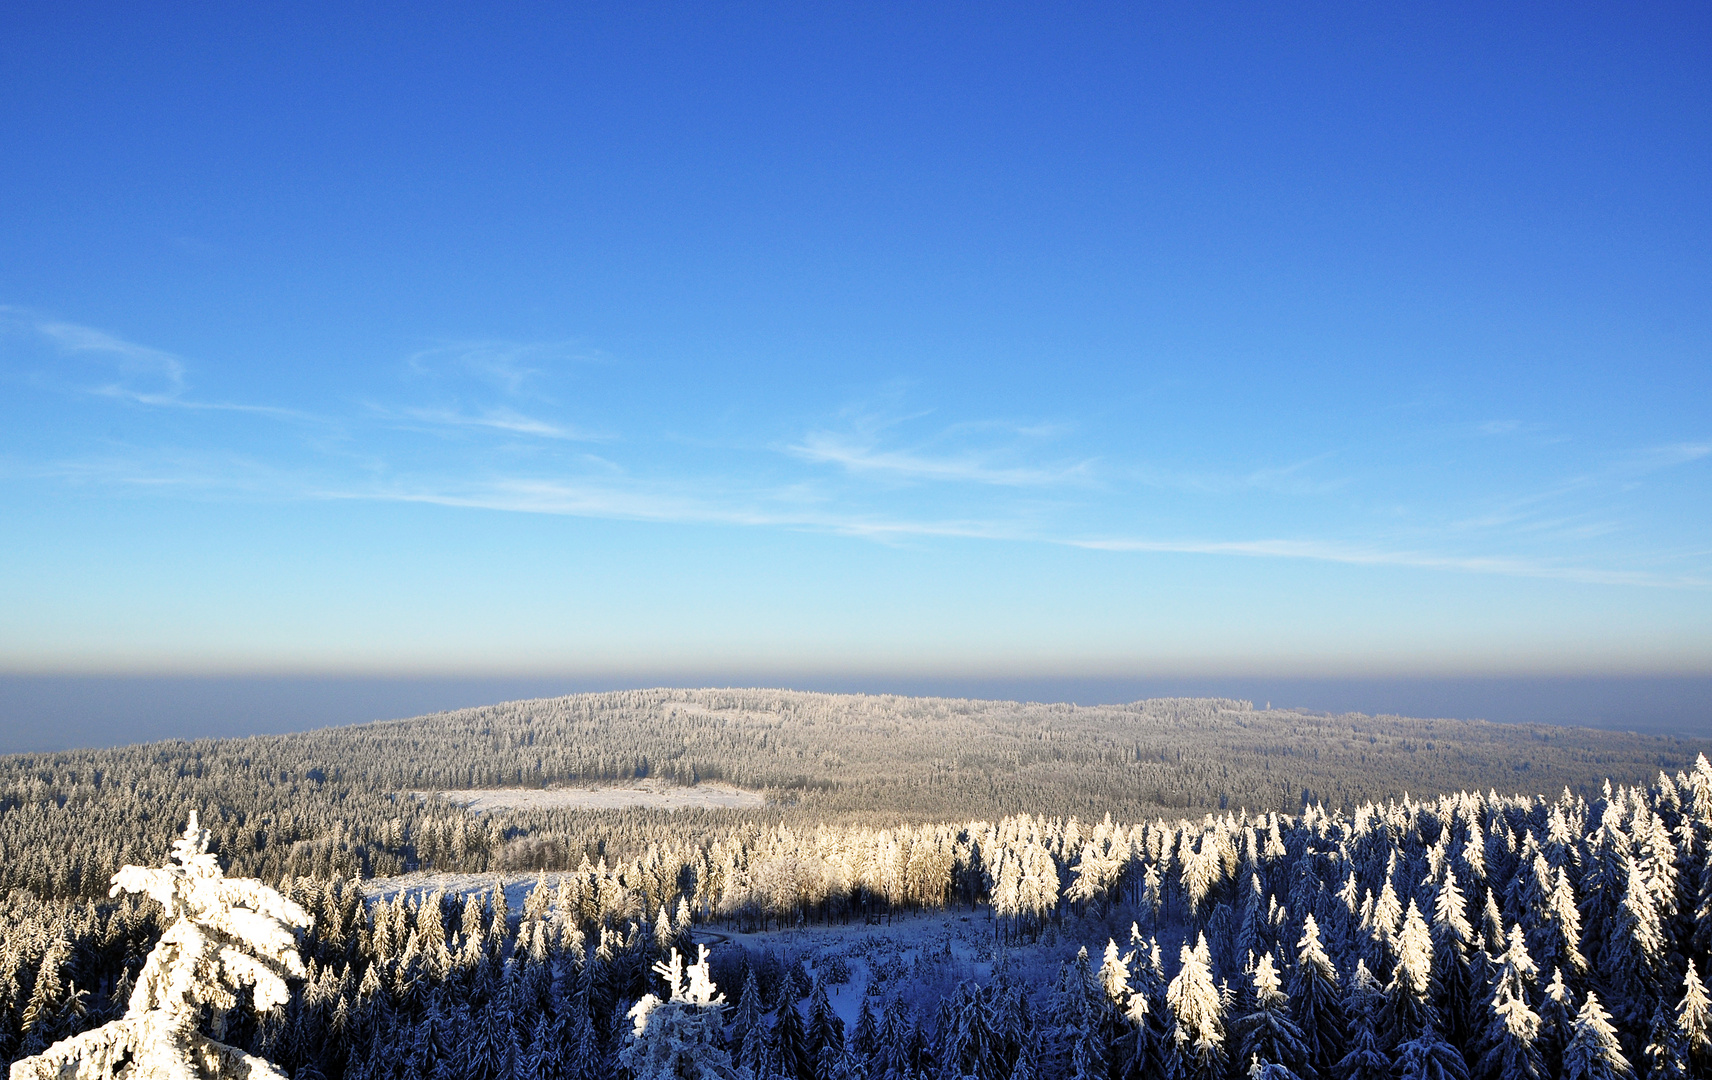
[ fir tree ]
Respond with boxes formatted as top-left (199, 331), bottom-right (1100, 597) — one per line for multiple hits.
top-left (772, 987), bottom-right (814, 1080)
top-left (1233, 952), bottom-right (1307, 1077)
top-left (1166, 933), bottom-right (1226, 1080)
top-left (1335, 962), bottom-right (1390, 1080)
top-left (1562, 993), bottom-right (1634, 1080)
top-left (1289, 913), bottom-right (1344, 1079)
top-left (619, 946), bottom-right (738, 1080)
top-left (10, 813), bottom-right (311, 1080)
top-left (1677, 964), bottom-right (1712, 1080)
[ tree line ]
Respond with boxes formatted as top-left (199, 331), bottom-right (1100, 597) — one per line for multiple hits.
top-left (3, 750), bottom-right (1711, 1078)
top-left (0, 689), bottom-right (1704, 902)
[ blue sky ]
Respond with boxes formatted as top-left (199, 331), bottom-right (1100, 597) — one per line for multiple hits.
top-left (1, 3), bottom-right (1709, 678)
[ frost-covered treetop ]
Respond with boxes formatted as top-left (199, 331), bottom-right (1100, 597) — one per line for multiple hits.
top-left (1252, 952), bottom-right (1286, 1010)
top-left (1296, 914), bottom-right (1336, 982)
top-left (656, 945), bottom-right (725, 1010)
top-left (11, 812), bottom-right (312, 1080)
top-left (621, 946), bottom-right (738, 1080)
top-left (110, 811), bottom-right (313, 1019)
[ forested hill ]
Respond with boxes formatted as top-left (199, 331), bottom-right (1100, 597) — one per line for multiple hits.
top-left (0, 689), bottom-right (1705, 899)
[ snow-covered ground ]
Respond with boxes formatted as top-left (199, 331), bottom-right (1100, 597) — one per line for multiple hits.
top-left (694, 911), bottom-right (1089, 1026)
top-left (358, 866), bottom-right (1155, 1026)
top-left (418, 779), bottom-right (767, 813)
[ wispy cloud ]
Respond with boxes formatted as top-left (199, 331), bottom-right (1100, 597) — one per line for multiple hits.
top-left (789, 431), bottom-right (1094, 486)
top-left (405, 340), bottom-right (604, 396)
top-left (1067, 536), bottom-right (1707, 589)
top-left (1121, 454), bottom-right (1348, 497)
top-left (33, 319), bottom-right (188, 391)
top-left (381, 405), bottom-right (606, 441)
top-left (1443, 439), bottom-right (1711, 541)
top-left (329, 475), bottom-right (1013, 545)
top-left (5, 310), bottom-right (317, 421)
top-left (8, 313), bottom-right (1708, 594)
top-left (787, 398), bottom-right (1096, 488)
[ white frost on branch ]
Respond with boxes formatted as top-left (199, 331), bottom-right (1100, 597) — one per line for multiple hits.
top-left (621, 946), bottom-right (738, 1080)
top-left (10, 812), bottom-right (311, 1080)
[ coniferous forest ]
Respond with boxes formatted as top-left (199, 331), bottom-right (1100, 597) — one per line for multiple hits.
top-left (3, 689), bottom-right (1711, 1079)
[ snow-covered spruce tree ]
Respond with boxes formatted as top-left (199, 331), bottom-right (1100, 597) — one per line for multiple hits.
top-left (1677, 963), bottom-right (1712, 1079)
top-left (1645, 998), bottom-right (1691, 1080)
top-left (15, 938), bottom-right (84, 1060)
top-left (1288, 913), bottom-right (1344, 1079)
top-left (1605, 857), bottom-right (1668, 1029)
top-left (10, 812), bottom-right (311, 1080)
top-left (1393, 1029), bottom-right (1470, 1080)
top-left (941, 981), bottom-right (1009, 1080)
top-left (1336, 962), bottom-right (1391, 1080)
top-left (1477, 925), bottom-right (1544, 1080)
top-left (1232, 952), bottom-right (1306, 1079)
top-left (1165, 933), bottom-right (1226, 1080)
top-left (1538, 967), bottom-right (1579, 1080)
top-left (1380, 900), bottom-right (1436, 1048)
top-left (1562, 992), bottom-right (1634, 1080)
top-left (1429, 869), bottom-right (1479, 1053)
top-left (619, 946), bottom-right (738, 1080)
top-left (770, 976), bottom-right (813, 1080)
top-left (805, 977), bottom-right (844, 1065)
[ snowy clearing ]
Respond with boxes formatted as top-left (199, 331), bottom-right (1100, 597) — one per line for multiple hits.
top-left (420, 779), bottom-right (766, 813)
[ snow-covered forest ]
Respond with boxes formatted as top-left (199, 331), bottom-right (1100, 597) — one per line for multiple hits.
top-left (5, 732), bottom-right (1712, 1078)
top-left (0, 689), bottom-right (1703, 899)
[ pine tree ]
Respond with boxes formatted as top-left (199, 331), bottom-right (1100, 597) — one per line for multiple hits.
top-left (10, 813), bottom-right (311, 1080)
top-left (619, 946), bottom-right (739, 1080)
top-left (1381, 900), bottom-right (1436, 1047)
top-left (1234, 952), bottom-right (1307, 1077)
top-left (1289, 913), bottom-right (1344, 1079)
top-left (773, 986), bottom-right (814, 1080)
top-left (1335, 962), bottom-right (1390, 1080)
top-left (1677, 964), bottom-right (1712, 1080)
top-left (1166, 933), bottom-right (1226, 1080)
top-left (1562, 993), bottom-right (1634, 1080)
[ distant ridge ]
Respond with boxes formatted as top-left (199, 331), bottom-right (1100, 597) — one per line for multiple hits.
top-left (0, 688), bottom-right (1705, 899)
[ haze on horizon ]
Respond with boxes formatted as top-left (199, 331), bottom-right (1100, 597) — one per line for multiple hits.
top-left (2, 4), bottom-right (1709, 692)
